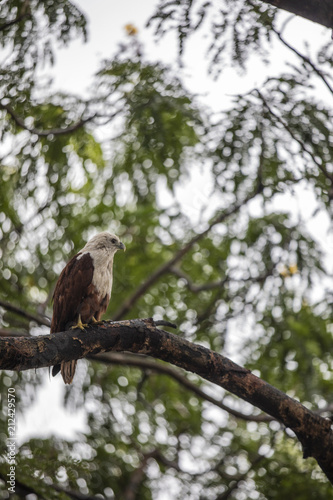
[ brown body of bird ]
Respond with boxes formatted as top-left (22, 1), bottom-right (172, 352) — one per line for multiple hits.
top-left (50, 232), bottom-right (125, 384)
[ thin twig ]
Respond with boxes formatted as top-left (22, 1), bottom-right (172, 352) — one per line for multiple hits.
top-left (215, 454), bottom-right (266, 500)
top-left (170, 266), bottom-right (227, 292)
top-left (123, 449), bottom-right (182, 500)
top-left (272, 27), bottom-right (333, 97)
top-left (0, 0), bottom-right (31, 32)
top-left (0, 103), bottom-right (96, 137)
top-left (258, 90), bottom-right (333, 182)
top-left (154, 319), bottom-right (177, 329)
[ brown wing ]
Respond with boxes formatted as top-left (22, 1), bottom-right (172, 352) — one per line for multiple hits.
top-left (50, 252), bottom-right (94, 333)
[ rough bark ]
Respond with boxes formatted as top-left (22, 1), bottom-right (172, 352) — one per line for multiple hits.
top-left (1, 318), bottom-right (333, 482)
top-left (260, 0), bottom-right (333, 29)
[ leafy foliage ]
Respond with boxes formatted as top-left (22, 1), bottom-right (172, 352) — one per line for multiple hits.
top-left (1, 0), bottom-right (333, 498)
top-left (0, 0), bottom-right (87, 69)
top-left (148, 0), bottom-right (277, 73)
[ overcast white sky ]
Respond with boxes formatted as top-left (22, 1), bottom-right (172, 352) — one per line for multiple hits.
top-left (50, 0), bottom-right (331, 104)
top-left (19, 0), bottom-right (333, 446)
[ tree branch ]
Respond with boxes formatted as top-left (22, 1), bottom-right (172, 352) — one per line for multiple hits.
top-left (91, 352), bottom-right (271, 422)
top-left (112, 192), bottom-right (258, 320)
top-left (0, 472), bottom-right (47, 500)
top-left (272, 27), bottom-right (333, 96)
top-left (170, 266), bottom-right (273, 295)
top-left (0, 102), bottom-right (96, 137)
top-left (0, 470), bottom-right (101, 500)
top-left (51, 484), bottom-right (102, 500)
top-left (260, 0), bottom-right (333, 29)
top-left (216, 454), bottom-right (266, 500)
top-left (258, 90), bottom-right (333, 182)
top-left (123, 449), bottom-right (180, 500)
top-left (0, 299), bottom-right (50, 327)
top-left (0, 0), bottom-right (31, 32)
top-left (1, 318), bottom-right (333, 482)
top-left (170, 266), bottom-right (228, 292)
top-left (0, 328), bottom-right (30, 337)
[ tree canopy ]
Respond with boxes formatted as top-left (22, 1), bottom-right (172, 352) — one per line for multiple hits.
top-left (1, 0), bottom-right (333, 498)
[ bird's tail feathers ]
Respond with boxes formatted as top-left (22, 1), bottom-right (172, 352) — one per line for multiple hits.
top-left (60, 360), bottom-right (77, 384)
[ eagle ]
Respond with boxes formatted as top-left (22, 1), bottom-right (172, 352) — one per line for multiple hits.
top-left (50, 232), bottom-right (126, 384)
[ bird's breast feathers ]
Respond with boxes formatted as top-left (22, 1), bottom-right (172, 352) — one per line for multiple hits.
top-left (77, 249), bottom-right (114, 297)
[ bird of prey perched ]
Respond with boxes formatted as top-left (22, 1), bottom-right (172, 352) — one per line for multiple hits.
top-left (50, 232), bottom-right (126, 384)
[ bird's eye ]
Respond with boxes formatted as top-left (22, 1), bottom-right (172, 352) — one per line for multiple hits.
top-left (111, 238), bottom-right (117, 244)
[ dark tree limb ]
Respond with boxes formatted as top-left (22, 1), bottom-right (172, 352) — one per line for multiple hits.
top-left (91, 352), bottom-right (272, 422)
top-left (1, 318), bottom-right (333, 482)
top-left (260, 0), bottom-right (333, 29)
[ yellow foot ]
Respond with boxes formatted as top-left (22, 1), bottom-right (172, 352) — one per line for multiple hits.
top-left (91, 316), bottom-right (105, 325)
top-left (71, 315), bottom-right (88, 331)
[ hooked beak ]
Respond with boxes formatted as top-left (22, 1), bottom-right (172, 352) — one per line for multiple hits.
top-left (118, 241), bottom-right (126, 252)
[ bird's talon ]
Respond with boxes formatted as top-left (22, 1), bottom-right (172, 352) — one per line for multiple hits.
top-left (91, 317), bottom-right (105, 325)
top-left (70, 324), bottom-right (87, 331)
top-left (70, 315), bottom-right (88, 331)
